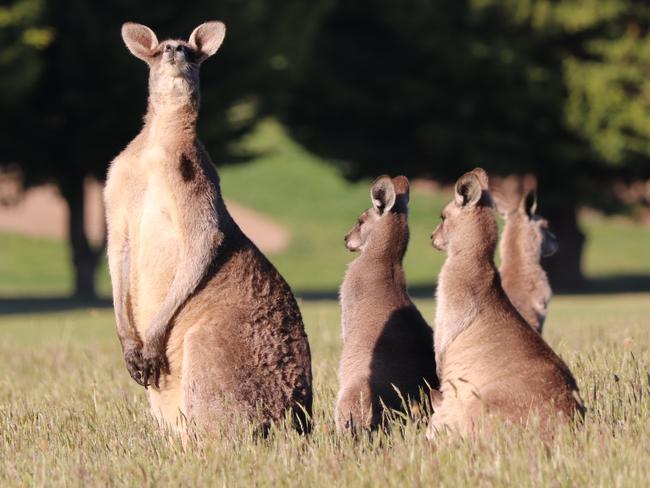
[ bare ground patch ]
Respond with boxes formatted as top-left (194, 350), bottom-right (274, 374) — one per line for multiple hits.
top-left (0, 179), bottom-right (290, 253)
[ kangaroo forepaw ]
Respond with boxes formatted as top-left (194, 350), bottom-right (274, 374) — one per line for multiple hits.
top-left (124, 345), bottom-right (147, 387)
top-left (140, 344), bottom-right (170, 389)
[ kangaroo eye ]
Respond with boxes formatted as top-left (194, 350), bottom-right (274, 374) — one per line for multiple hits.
top-left (440, 214), bottom-right (446, 220)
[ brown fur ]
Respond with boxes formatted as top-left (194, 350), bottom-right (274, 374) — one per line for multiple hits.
top-left (427, 168), bottom-right (583, 441)
top-left (104, 22), bottom-right (312, 436)
top-left (496, 185), bottom-right (558, 334)
top-left (336, 176), bottom-right (438, 433)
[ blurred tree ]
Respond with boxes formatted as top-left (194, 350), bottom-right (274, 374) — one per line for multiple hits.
top-left (0, 0), bottom-right (52, 107)
top-left (282, 0), bottom-right (650, 289)
top-left (0, 0), bottom-right (323, 299)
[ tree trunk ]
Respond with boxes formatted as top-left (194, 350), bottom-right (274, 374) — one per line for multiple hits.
top-left (60, 173), bottom-right (103, 301)
top-left (542, 205), bottom-right (587, 292)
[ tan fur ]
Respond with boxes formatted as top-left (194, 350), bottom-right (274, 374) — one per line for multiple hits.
top-left (496, 185), bottom-right (558, 334)
top-left (104, 22), bottom-right (312, 436)
top-left (427, 168), bottom-right (583, 441)
top-left (336, 176), bottom-right (438, 433)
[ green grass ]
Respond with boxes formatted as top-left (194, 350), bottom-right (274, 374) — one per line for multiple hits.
top-left (1, 295), bottom-right (649, 486)
top-left (581, 215), bottom-right (650, 278)
top-left (0, 233), bottom-right (74, 296)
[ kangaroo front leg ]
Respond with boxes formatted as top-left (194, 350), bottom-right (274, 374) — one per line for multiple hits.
top-left (107, 233), bottom-right (147, 386)
top-left (141, 214), bottom-right (222, 389)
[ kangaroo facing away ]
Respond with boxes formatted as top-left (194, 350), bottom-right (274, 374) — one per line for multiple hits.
top-left (427, 168), bottom-right (583, 441)
top-left (496, 186), bottom-right (559, 334)
top-left (104, 22), bottom-right (312, 435)
top-left (336, 176), bottom-right (438, 433)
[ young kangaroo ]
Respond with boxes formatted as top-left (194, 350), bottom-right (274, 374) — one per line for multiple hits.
top-left (497, 187), bottom-right (559, 334)
top-left (104, 22), bottom-right (312, 435)
top-left (336, 176), bottom-right (438, 433)
top-left (427, 168), bottom-right (583, 440)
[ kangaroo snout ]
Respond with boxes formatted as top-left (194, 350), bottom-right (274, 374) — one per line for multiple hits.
top-left (344, 233), bottom-right (359, 252)
top-left (542, 230), bottom-right (559, 257)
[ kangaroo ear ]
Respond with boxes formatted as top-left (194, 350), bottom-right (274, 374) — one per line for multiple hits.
top-left (470, 167), bottom-right (489, 190)
top-left (189, 21), bottom-right (226, 63)
top-left (371, 176), bottom-right (397, 215)
top-left (392, 175), bottom-right (410, 204)
top-left (122, 23), bottom-right (159, 63)
top-left (454, 173), bottom-right (482, 208)
top-left (521, 189), bottom-right (537, 218)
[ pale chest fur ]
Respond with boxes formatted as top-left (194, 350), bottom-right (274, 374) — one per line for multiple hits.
top-left (135, 145), bottom-right (185, 330)
top-left (339, 261), bottom-right (360, 341)
top-left (434, 264), bottom-right (479, 374)
top-left (339, 257), bottom-right (387, 343)
top-left (438, 320), bottom-right (495, 392)
top-left (106, 141), bottom-right (186, 333)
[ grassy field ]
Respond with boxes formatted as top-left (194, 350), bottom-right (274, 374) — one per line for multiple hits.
top-left (1, 295), bottom-right (649, 486)
top-left (1, 119), bottom-right (650, 485)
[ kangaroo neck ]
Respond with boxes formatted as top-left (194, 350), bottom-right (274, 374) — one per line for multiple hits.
top-left (351, 242), bottom-right (408, 298)
top-left (500, 251), bottom-right (544, 281)
top-left (441, 248), bottom-right (498, 295)
top-left (435, 249), bottom-right (499, 374)
top-left (363, 252), bottom-right (406, 284)
top-left (499, 223), bottom-right (542, 278)
top-left (144, 94), bottom-right (199, 146)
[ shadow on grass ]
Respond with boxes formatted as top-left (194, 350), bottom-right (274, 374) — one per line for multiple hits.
top-left (552, 274), bottom-right (650, 295)
top-left (295, 274), bottom-right (650, 301)
top-left (0, 296), bottom-right (112, 315)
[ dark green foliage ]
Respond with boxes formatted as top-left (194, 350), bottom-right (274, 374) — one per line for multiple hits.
top-left (284, 0), bottom-right (650, 181)
top-left (281, 0), bottom-right (650, 287)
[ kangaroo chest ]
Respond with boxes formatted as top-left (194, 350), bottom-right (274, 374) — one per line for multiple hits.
top-left (131, 146), bottom-right (183, 331)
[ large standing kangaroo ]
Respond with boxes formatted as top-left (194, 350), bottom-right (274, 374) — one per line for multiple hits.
top-left (104, 22), bottom-right (312, 435)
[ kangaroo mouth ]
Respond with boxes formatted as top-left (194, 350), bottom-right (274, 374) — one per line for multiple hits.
top-left (345, 242), bottom-right (360, 252)
top-left (344, 235), bottom-right (360, 252)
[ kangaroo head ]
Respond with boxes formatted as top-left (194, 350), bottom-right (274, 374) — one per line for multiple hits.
top-left (431, 168), bottom-right (497, 254)
top-left (121, 21), bottom-right (226, 102)
top-left (344, 175), bottom-right (410, 253)
top-left (520, 190), bottom-right (559, 258)
top-left (495, 188), bottom-right (559, 259)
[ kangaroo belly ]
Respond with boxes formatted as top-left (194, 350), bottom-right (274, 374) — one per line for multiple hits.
top-left (133, 179), bottom-right (179, 334)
